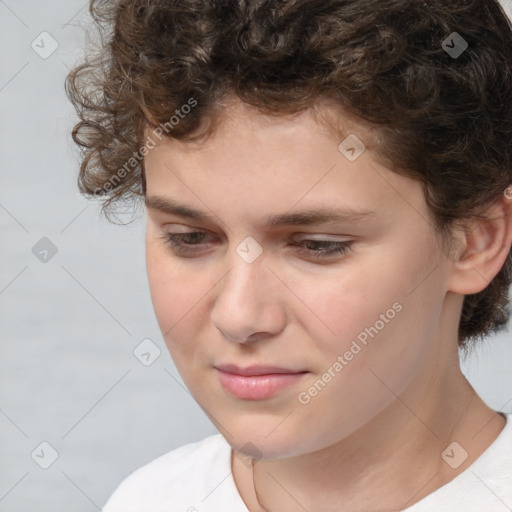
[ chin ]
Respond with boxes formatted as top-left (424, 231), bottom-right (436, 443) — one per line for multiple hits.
top-left (220, 415), bottom-right (310, 460)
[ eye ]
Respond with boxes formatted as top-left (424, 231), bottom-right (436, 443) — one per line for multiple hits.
top-left (160, 231), bottom-right (213, 255)
top-left (290, 239), bottom-right (354, 259)
top-left (160, 230), bottom-right (354, 260)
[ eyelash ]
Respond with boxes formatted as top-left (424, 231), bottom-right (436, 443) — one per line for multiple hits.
top-left (159, 231), bottom-right (354, 259)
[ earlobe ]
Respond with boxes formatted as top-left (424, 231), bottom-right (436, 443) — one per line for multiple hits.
top-left (447, 191), bottom-right (512, 295)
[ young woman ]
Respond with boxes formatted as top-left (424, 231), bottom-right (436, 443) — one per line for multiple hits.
top-left (67, 1), bottom-right (512, 510)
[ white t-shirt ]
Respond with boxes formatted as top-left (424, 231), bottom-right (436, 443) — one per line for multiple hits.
top-left (102, 413), bottom-right (512, 512)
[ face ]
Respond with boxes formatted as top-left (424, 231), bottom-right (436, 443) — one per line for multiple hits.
top-left (144, 99), bottom-right (453, 459)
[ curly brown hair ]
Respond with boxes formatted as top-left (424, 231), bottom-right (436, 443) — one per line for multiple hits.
top-left (66, 0), bottom-right (512, 352)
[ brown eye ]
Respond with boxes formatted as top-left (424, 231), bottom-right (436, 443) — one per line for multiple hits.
top-left (290, 240), bottom-right (354, 259)
top-left (160, 231), bottom-right (212, 255)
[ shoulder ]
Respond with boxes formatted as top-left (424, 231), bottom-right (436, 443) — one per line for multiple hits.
top-left (119, 433), bottom-right (226, 481)
top-left (102, 433), bottom-right (244, 512)
top-left (473, 412), bottom-right (512, 477)
top-left (477, 412), bottom-right (512, 487)
top-left (447, 411), bottom-right (512, 497)
top-left (406, 412), bottom-right (512, 511)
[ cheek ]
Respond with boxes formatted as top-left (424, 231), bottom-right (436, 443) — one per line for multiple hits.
top-left (290, 243), bottom-right (441, 380)
top-left (283, 263), bottom-right (388, 356)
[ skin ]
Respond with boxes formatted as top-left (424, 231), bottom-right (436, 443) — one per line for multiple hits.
top-left (143, 97), bottom-right (512, 512)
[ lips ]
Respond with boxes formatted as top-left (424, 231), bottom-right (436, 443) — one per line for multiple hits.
top-left (215, 363), bottom-right (307, 376)
top-left (214, 363), bottom-right (309, 400)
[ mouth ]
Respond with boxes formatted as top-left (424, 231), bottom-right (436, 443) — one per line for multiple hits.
top-left (214, 364), bottom-right (309, 400)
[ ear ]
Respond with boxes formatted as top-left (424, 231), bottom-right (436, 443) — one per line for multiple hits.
top-left (447, 187), bottom-right (512, 295)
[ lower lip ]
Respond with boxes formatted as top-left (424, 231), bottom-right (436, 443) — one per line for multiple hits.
top-left (216, 369), bottom-right (308, 400)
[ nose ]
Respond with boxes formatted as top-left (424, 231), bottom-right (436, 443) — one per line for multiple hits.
top-left (211, 252), bottom-right (286, 344)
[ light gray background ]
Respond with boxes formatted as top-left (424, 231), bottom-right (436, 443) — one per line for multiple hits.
top-left (1, 1), bottom-right (512, 511)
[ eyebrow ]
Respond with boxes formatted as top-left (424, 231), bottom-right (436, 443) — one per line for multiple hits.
top-left (145, 195), bottom-right (377, 227)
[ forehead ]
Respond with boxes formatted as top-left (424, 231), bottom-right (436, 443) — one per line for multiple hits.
top-left (142, 100), bottom-right (429, 230)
